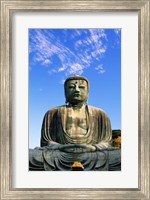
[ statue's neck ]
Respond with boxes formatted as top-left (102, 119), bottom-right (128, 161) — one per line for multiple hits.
top-left (68, 102), bottom-right (86, 109)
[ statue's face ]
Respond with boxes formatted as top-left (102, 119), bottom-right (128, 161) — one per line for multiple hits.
top-left (65, 79), bottom-right (88, 104)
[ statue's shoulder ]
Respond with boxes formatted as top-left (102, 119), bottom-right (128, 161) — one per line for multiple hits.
top-left (87, 105), bottom-right (107, 115)
top-left (44, 105), bottom-right (66, 115)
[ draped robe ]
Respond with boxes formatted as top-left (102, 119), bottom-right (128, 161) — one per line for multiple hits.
top-left (29, 105), bottom-right (121, 171)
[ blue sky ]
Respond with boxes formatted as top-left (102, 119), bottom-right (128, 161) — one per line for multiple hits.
top-left (29, 29), bottom-right (121, 148)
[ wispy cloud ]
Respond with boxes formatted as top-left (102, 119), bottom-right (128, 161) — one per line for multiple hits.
top-left (67, 64), bottom-right (84, 75)
top-left (114, 29), bottom-right (121, 35)
top-left (29, 29), bottom-right (119, 77)
top-left (112, 29), bottom-right (121, 48)
top-left (95, 64), bottom-right (106, 74)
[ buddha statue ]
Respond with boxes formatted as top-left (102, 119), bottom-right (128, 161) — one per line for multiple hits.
top-left (29, 76), bottom-right (121, 171)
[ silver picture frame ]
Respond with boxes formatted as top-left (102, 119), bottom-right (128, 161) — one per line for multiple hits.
top-left (0, 0), bottom-right (149, 199)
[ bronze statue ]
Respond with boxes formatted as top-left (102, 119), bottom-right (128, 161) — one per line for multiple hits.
top-left (29, 76), bottom-right (121, 171)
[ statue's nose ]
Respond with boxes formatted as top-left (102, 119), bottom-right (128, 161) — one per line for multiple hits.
top-left (75, 85), bottom-right (80, 92)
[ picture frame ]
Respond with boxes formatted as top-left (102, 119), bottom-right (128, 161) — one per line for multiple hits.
top-left (0, 0), bottom-right (149, 199)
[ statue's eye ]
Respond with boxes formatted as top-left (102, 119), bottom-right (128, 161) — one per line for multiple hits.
top-left (69, 86), bottom-right (75, 89)
top-left (79, 85), bottom-right (85, 89)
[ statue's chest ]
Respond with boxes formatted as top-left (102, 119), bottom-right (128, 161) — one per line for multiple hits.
top-left (66, 107), bottom-right (87, 129)
top-left (64, 107), bottom-right (92, 144)
top-left (65, 107), bottom-right (88, 143)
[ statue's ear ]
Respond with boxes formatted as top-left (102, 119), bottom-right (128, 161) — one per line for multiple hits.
top-left (84, 100), bottom-right (88, 105)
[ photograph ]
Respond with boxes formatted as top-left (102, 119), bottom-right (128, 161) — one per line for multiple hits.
top-left (29, 29), bottom-right (121, 171)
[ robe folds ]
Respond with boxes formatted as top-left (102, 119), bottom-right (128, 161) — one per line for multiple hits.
top-left (29, 105), bottom-right (121, 171)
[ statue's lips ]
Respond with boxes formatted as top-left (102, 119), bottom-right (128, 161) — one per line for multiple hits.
top-left (73, 93), bottom-right (81, 97)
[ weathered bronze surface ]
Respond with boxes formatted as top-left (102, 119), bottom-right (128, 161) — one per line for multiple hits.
top-left (29, 76), bottom-right (121, 171)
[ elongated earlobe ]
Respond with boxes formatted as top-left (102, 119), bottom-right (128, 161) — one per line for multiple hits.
top-left (84, 101), bottom-right (88, 105)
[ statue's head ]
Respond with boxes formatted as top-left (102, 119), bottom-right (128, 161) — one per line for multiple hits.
top-left (64, 75), bottom-right (89, 105)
